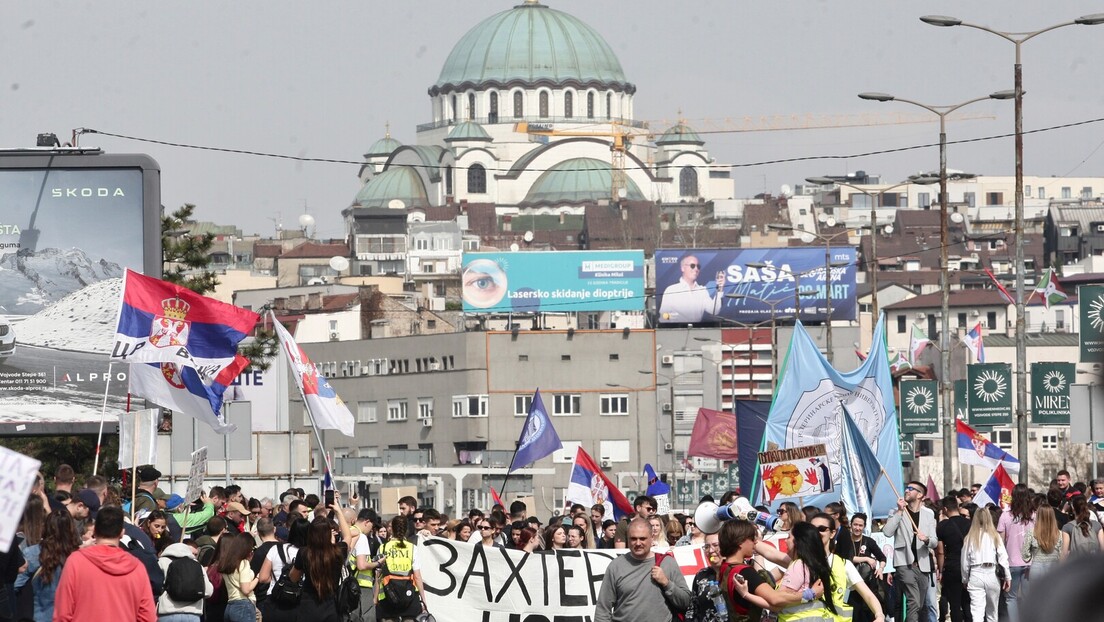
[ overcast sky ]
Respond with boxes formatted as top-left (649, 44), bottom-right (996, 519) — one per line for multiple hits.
top-left (5, 1), bottom-right (1102, 240)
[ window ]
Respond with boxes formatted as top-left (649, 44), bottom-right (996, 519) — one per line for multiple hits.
top-left (387, 400), bottom-right (408, 422)
top-left (489, 91), bottom-right (499, 123)
top-left (539, 91), bottom-right (549, 118)
top-left (513, 91), bottom-right (523, 118)
top-left (587, 91), bottom-right (594, 118)
top-left (964, 192), bottom-right (976, 207)
top-left (1024, 185), bottom-right (1031, 197)
top-left (415, 237), bottom-right (429, 250)
top-left (1083, 186), bottom-right (1094, 200)
top-left (918, 192), bottom-right (930, 208)
top-left (989, 429), bottom-right (1013, 451)
top-left (897, 315), bottom-right (907, 334)
top-left (452, 397), bottom-right (465, 418)
top-left (1056, 309), bottom-right (1066, 330)
top-left (606, 92), bottom-right (612, 119)
top-left (957, 312), bottom-right (967, 329)
top-left (417, 399), bottom-right (433, 420)
top-left (553, 394), bottom-right (582, 415)
top-left (564, 91), bottom-right (573, 118)
top-left (357, 401), bottom-right (377, 424)
top-left (553, 441), bottom-right (582, 463)
top-left (600, 394), bottom-right (629, 415)
top-left (679, 167), bottom-right (698, 197)
top-left (1062, 187), bottom-right (1071, 199)
top-left (468, 93), bottom-right (475, 120)
top-left (450, 95), bottom-right (457, 122)
top-left (673, 355), bottom-right (703, 383)
top-left (445, 165), bottom-right (453, 196)
top-left (599, 440), bottom-right (631, 463)
top-left (453, 395), bottom-right (488, 417)
top-left (467, 163), bottom-right (486, 194)
top-left (986, 192), bottom-right (1003, 205)
top-left (514, 394), bottom-right (533, 416)
top-left (987, 311), bottom-right (997, 330)
top-left (1040, 433), bottom-right (1058, 450)
top-left (1038, 187), bottom-right (1046, 199)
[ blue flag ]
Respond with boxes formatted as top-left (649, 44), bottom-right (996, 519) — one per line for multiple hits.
top-left (509, 389), bottom-right (563, 471)
top-left (840, 405), bottom-right (885, 518)
top-left (752, 316), bottom-right (904, 517)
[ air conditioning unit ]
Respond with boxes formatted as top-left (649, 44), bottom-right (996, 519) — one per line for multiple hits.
top-left (661, 355), bottom-right (675, 365)
top-left (1058, 429), bottom-right (1066, 439)
top-left (422, 418), bottom-right (433, 428)
top-left (1028, 431), bottom-right (1037, 440)
top-left (600, 459), bottom-right (612, 469)
top-left (664, 442), bottom-right (673, 451)
top-left (662, 402), bottom-right (673, 412)
top-left (428, 361), bottom-right (441, 371)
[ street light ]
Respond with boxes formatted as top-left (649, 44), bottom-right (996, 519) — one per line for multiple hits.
top-left (765, 225), bottom-right (856, 364)
top-left (724, 294), bottom-right (791, 391)
top-left (804, 176), bottom-right (939, 321)
top-left (858, 90), bottom-right (1012, 495)
top-left (919, 11), bottom-right (1104, 487)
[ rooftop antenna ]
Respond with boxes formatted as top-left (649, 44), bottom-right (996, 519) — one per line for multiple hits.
top-left (268, 212), bottom-right (283, 238)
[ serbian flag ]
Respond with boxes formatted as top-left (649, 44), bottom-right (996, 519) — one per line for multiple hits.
top-left (489, 487), bottom-right (503, 508)
top-left (956, 419), bottom-right (1020, 474)
top-left (687, 408), bottom-right (738, 461)
top-left (973, 464), bottom-right (1015, 509)
top-left (273, 316), bottom-right (355, 437)
top-left (128, 355), bottom-right (248, 434)
top-left (112, 269), bottom-right (259, 376)
top-left (985, 268), bottom-right (1016, 305)
top-left (963, 322), bottom-right (985, 363)
top-left (565, 447), bottom-right (633, 521)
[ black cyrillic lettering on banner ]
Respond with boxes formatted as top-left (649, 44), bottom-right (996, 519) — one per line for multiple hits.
top-left (536, 551), bottom-right (553, 606)
top-left (508, 615), bottom-right (551, 622)
top-left (458, 542), bottom-right (493, 602)
top-left (556, 550), bottom-right (587, 606)
top-left (422, 540), bottom-right (458, 596)
top-left (582, 551), bottom-right (615, 604)
top-left (495, 548), bottom-right (532, 605)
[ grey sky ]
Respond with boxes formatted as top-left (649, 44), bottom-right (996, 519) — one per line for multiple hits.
top-left (5, 1), bottom-right (1102, 240)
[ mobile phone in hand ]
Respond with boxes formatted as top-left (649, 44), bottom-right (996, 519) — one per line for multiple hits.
top-left (325, 489), bottom-right (335, 507)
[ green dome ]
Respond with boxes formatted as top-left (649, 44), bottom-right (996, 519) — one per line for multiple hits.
top-left (433, 2), bottom-right (633, 94)
top-left (354, 167), bottom-right (429, 209)
top-left (523, 157), bottom-right (645, 204)
top-left (365, 136), bottom-right (402, 157)
top-left (445, 121), bottom-right (492, 142)
top-left (655, 123), bottom-right (704, 146)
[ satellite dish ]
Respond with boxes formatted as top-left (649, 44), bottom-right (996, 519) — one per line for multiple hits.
top-left (800, 232), bottom-right (815, 244)
top-left (510, 243), bottom-right (520, 252)
top-left (298, 213), bottom-right (315, 228)
top-left (817, 213), bottom-right (828, 223)
top-left (884, 224), bottom-right (895, 235)
top-left (780, 184), bottom-right (792, 197)
top-left (329, 256), bottom-right (350, 272)
top-left (523, 230), bottom-right (534, 243)
top-left (950, 212), bottom-right (965, 223)
top-left (388, 199), bottom-right (406, 210)
top-left (825, 217), bottom-right (837, 228)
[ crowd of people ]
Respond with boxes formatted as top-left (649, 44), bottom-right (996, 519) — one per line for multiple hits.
top-left (3, 464), bottom-right (1102, 622)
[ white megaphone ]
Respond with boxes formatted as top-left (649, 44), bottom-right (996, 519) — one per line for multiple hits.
top-left (694, 496), bottom-right (780, 534)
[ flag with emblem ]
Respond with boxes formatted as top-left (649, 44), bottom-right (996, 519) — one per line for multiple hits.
top-left (565, 446), bottom-right (633, 521)
top-left (909, 325), bottom-right (930, 365)
top-left (956, 419), bottom-right (1020, 474)
top-left (1034, 267), bottom-right (1068, 310)
top-left (508, 389), bottom-right (563, 471)
top-left (128, 356), bottom-right (247, 433)
top-left (972, 463), bottom-right (1015, 509)
top-left (272, 317), bottom-right (355, 437)
top-left (963, 322), bottom-right (985, 363)
top-left (112, 269), bottom-right (259, 376)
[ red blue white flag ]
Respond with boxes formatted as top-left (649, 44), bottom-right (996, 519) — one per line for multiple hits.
top-left (957, 419), bottom-right (1020, 474)
top-left (128, 355), bottom-right (248, 433)
top-left (112, 269), bottom-right (259, 376)
top-left (973, 463), bottom-right (1015, 509)
top-left (565, 446), bottom-right (634, 521)
top-left (272, 317), bottom-right (355, 437)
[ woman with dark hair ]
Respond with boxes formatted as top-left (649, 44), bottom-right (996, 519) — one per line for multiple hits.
top-left (598, 520), bottom-right (617, 549)
top-left (454, 519), bottom-right (473, 542)
top-left (142, 509), bottom-right (171, 555)
top-left (288, 507), bottom-right (353, 622)
top-left (997, 483), bottom-right (1034, 618)
top-left (1060, 496), bottom-right (1103, 559)
top-left (30, 510), bottom-right (81, 622)
top-left (517, 527), bottom-right (539, 553)
top-left (836, 513), bottom-right (886, 622)
top-left (731, 521), bottom-right (836, 621)
top-left (777, 502), bottom-right (803, 535)
top-left (540, 524), bottom-right (566, 551)
top-left (219, 532), bottom-right (259, 622)
top-left (377, 515), bottom-right (425, 621)
top-left (257, 517), bottom-right (311, 622)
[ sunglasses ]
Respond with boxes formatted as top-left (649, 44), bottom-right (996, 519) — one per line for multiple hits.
top-left (905, 486), bottom-right (922, 493)
top-left (479, 525), bottom-right (492, 530)
top-left (685, 263), bottom-right (700, 269)
top-left (815, 525), bottom-right (832, 533)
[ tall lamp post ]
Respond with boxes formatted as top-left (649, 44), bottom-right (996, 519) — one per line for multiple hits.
top-left (859, 90), bottom-right (1013, 494)
top-left (724, 294), bottom-right (792, 391)
top-left (804, 176), bottom-right (939, 322)
top-left (919, 12), bottom-right (1104, 486)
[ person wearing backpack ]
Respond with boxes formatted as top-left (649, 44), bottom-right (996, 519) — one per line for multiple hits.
top-left (287, 508), bottom-right (354, 622)
top-left (376, 516), bottom-right (425, 622)
top-left (157, 542), bottom-right (213, 621)
top-left (1060, 496), bottom-right (1104, 560)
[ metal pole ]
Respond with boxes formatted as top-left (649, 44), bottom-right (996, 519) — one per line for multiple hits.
top-left (870, 192), bottom-right (879, 322)
top-left (731, 344), bottom-right (738, 411)
top-left (1013, 49), bottom-right (1030, 484)
top-left (940, 114), bottom-right (955, 495)
top-left (825, 241), bottom-right (833, 364)
top-left (770, 306), bottom-right (778, 393)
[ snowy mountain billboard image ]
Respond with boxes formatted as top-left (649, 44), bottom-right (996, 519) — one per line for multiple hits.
top-left (0, 152), bottom-right (161, 434)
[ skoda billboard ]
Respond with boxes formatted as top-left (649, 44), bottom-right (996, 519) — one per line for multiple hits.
top-left (654, 247), bottom-right (857, 324)
top-left (0, 150), bottom-right (161, 434)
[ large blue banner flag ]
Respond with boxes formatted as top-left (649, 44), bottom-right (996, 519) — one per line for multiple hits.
top-left (509, 389), bottom-right (563, 471)
top-left (752, 316), bottom-right (903, 517)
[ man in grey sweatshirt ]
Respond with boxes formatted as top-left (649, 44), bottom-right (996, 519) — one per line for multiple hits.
top-left (594, 518), bottom-right (691, 622)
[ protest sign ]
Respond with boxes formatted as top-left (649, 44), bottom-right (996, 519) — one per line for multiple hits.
top-left (758, 444), bottom-right (832, 503)
top-left (118, 408), bottom-right (159, 469)
top-left (0, 447), bottom-right (41, 552)
top-left (185, 446), bottom-right (208, 502)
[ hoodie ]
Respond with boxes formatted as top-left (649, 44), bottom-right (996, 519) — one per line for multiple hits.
top-left (53, 544), bottom-right (157, 622)
top-left (156, 543), bottom-right (213, 616)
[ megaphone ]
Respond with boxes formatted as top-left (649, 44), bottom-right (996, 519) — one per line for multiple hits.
top-left (694, 496), bottom-right (781, 534)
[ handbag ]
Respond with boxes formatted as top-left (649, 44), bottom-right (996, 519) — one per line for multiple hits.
top-left (993, 542), bottom-right (1007, 583)
top-left (270, 545), bottom-right (303, 607)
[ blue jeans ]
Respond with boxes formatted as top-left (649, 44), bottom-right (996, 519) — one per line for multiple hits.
top-left (1007, 566), bottom-right (1028, 621)
top-left (224, 599), bottom-right (256, 622)
top-left (158, 614), bottom-right (201, 622)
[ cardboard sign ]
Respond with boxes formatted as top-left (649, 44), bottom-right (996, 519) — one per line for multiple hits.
top-left (118, 408), bottom-right (159, 469)
top-left (185, 446), bottom-right (208, 502)
top-left (757, 444), bottom-right (832, 503)
top-left (0, 447), bottom-right (41, 553)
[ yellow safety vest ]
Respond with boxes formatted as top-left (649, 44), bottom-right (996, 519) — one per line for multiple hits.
top-left (826, 555), bottom-right (854, 621)
top-left (378, 539), bottom-right (415, 602)
top-left (777, 560), bottom-right (837, 622)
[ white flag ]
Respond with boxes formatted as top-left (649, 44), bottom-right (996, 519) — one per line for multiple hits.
top-left (118, 408), bottom-right (160, 470)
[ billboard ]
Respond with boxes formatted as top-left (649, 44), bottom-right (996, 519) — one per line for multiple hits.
top-left (460, 250), bottom-right (644, 313)
top-left (654, 247), bottom-right (857, 324)
top-left (0, 151), bottom-right (161, 434)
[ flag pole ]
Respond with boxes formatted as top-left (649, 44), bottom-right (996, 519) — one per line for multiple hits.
top-left (92, 361), bottom-right (115, 475)
top-left (881, 467), bottom-right (920, 532)
top-left (130, 410), bottom-right (140, 523)
top-left (500, 443), bottom-right (521, 503)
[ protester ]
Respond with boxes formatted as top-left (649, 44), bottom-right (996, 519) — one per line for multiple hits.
top-left (768, 521), bottom-right (840, 620)
top-left (53, 506), bottom-right (157, 622)
top-left (157, 540), bottom-right (213, 621)
top-left (837, 513), bottom-right (886, 622)
top-left (250, 518), bottom-right (279, 606)
top-left (351, 508), bottom-right (383, 622)
top-left (541, 524), bottom-right (566, 551)
top-left (1060, 496), bottom-right (1103, 558)
top-left (777, 502), bottom-right (803, 534)
top-left (883, 481), bottom-right (938, 622)
top-left (1021, 504), bottom-right (1062, 588)
top-left (685, 531), bottom-right (723, 622)
top-left (665, 517), bottom-right (684, 547)
top-left (676, 516), bottom-right (706, 547)
top-left (29, 510), bottom-right (81, 622)
top-left (573, 515), bottom-right (596, 548)
top-left (67, 489), bottom-right (100, 522)
top-left (593, 518), bottom-right (690, 622)
top-left (258, 517), bottom-right (309, 598)
top-left (133, 467), bottom-right (163, 517)
top-left (287, 512), bottom-right (351, 622)
top-left (453, 519), bottom-right (473, 542)
top-left (613, 495), bottom-right (657, 548)
top-left (961, 506), bottom-right (1010, 622)
top-left (720, 519), bottom-right (810, 619)
top-left (142, 509), bottom-right (171, 556)
top-left (996, 483), bottom-right (1034, 619)
top-left (376, 516), bottom-right (425, 621)
top-left (598, 520), bottom-right (617, 549)
top-left (935, 495), bottom-right (972, 622)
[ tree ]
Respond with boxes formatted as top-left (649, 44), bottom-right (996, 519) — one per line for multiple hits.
top-left (161, 204), bottom-right (278, 369)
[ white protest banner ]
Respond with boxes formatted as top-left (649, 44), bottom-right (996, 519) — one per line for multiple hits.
top-left (758, 443), bottom-right (832, 503)
top-left (0, 447), bottom-right (41, 553)
top-left (418, 538), bottom-right (707, 621)
top-left (185, 446), bottom-right (208, 502)
top-left (118, 408), bottom-right (160, 469)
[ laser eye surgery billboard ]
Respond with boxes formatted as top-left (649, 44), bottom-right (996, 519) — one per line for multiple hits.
top-left (460, 250), bottom-right (645, 313)
top-left (0, 153), bottom-right (161, 434)
top-left (655, 247), bottom-right (857, 324)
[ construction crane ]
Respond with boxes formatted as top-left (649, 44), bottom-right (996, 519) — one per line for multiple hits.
top-left (514, 121), bottom-right (638, 203)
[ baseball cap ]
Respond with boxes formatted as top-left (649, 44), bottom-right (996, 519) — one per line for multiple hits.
top-left (165, 494), bottom-right (187, 511)
top-left (76, 489), bottom-right (101, 516)
top-left (225, 501), bottom-right (249, 515)
top-left (138, 466), bottom-right (162, 483)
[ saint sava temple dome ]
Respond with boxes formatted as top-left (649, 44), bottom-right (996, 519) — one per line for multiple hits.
top-left (350, 0), bottom-right (733, 216)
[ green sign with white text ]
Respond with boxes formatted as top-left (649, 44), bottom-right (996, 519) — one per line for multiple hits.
top-left (967, 363), bottom-right (1013, 426)
top-left (675, 480), bottom-right (696, 506)
top-left (900, 379), bottom-right (939, 434)
top-left (954, 379), bottom-right (968, 422)
top-left (1031, 362), bottom-right (1074, 425)
top-left (1079, 285), bottom-right (1104, 363)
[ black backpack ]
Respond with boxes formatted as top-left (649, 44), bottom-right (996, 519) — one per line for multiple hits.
top-left (335, 561), bottom-right (361, 615)
top-left (164, 555), bottom-right (206, 602)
